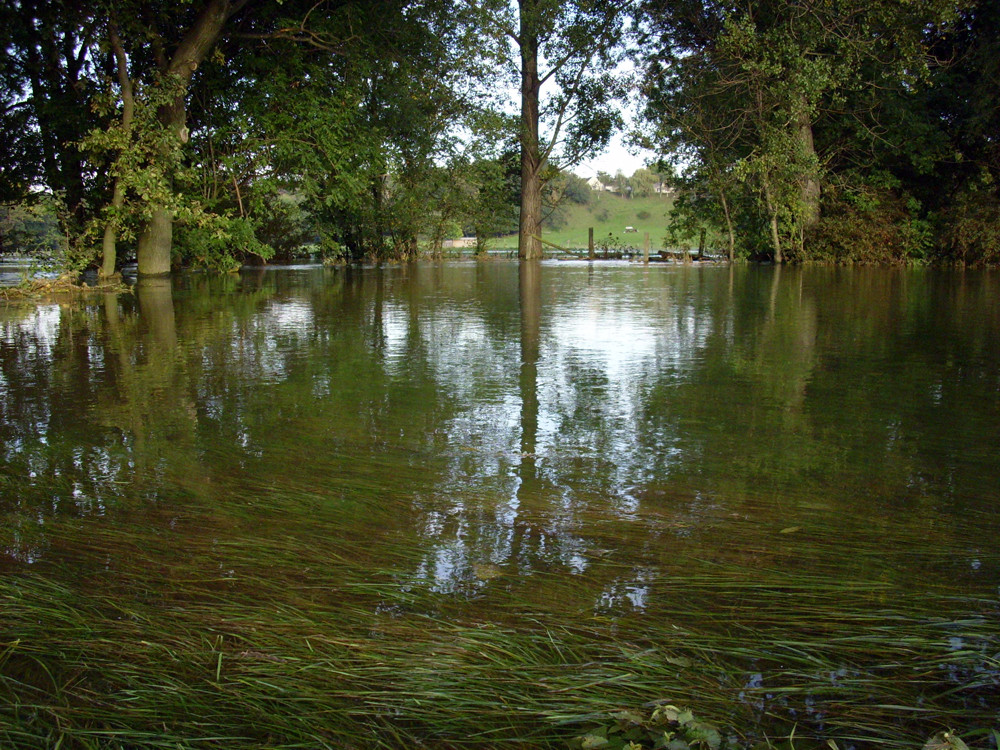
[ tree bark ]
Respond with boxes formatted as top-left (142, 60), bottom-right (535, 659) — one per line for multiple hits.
top-left (136, 0), bottom-right (245, 275)
top-left (518, 0), bottom-right (543, 260)
top-left (718, 187), bottom-right (735, 262)
top-left (136, 208), bottom-right (174, 275)
top-left (101, 25), bottom-right (134, 278)
top-left (764, 180), bottom-right (783, 263)
top-left (795, 107), bottom-right (820, 232)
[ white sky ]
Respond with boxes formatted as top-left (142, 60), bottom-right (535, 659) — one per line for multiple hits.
top-left (577, 133), bottom-right (656, 178)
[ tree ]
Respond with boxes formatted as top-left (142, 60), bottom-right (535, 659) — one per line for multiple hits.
top-left (2, 0), bottom-right (104, 250)
top-left (630, 167), bottom-right (656, 198)
top-left (97, 22), bottom-right (135, 278)
top-left (925, 0), bottom-right (1000, 264)
top-left (3, 0), bottom-right (490, 271)
top-left (130, 0), bottom-right (251, 275)
top-left (463, 0), bottom-right (626, 259)
top-left (639, 0), bottom-right (962, 262)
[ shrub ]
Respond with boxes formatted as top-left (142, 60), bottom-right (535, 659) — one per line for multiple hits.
top-left (808, 187), bottom-right (935, 263)
top-left (940, 188), bottom-right (1000, 265)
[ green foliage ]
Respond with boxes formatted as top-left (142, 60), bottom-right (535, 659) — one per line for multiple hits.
top-left (79, 72), bottom-right (189, 243)
top-left (639, 0), bottom-right (980, 263)
top-left (174, 215), bottom-right (272, 272)
top-left (940, 185), bottom-right (1000, 266)
top-left (0, 201), bottom-right (64, 260)
top-left (250, 192), bottom-right (315, 261)
top-left (806, 187), bottom-right (938, 264)
top-left (562, 173), bottom-right (593, 205)
top-left (463, 151), bottom-right (522, 248)
top-left (571, 703), bottom-right (733, 750)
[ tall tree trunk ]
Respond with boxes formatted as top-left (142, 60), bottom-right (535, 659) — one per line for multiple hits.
top-left (718, 188), bottom-right (735, 263)
top-left (518, 0), bottom-right (543, 260)
top-left (763, 179), bottom-right (783, 263)
top-left (101, 25), bottom-right (134, 279)
top-left (795, 106), bottom-right (820, 232)
top-left (135, 0), bottom-right (245, 275)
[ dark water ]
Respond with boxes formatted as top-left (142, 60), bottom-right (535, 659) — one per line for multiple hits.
top-left (1, 262), bottom-right (998, 746)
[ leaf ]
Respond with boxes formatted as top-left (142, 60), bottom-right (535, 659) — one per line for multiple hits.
top-left (612, 710), bottom-right (646, 726)
top-left (923, 732), bottom-right (970, 750)
top-left (675, 709), bottom-right (695, 726)
top-left (652, 705), bottom-right (682, 724)
top-left (664, 655), bottom-right (693, 668)
top-left (580, 734), bottom-right (612, 750)
top-left (686, 721), bottom-right (722, 750)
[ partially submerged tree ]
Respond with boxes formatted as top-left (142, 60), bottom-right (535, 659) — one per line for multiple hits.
top-left (130, 0), bottom-right (251, 275)
top-left (464, 0), bottom-right (627, 259)
top-left (4, 0), bottom-right (492, 271)
top-left (639, 0), bottom-right (963, 262)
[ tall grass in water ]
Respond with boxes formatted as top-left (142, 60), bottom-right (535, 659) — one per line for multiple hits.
top-left (1, 513), bottom-right (997, 750)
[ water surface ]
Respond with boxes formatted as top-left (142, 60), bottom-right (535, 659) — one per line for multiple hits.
top-left (1, 262), bottom-right (998, 746)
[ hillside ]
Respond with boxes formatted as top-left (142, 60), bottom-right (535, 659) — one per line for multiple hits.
top-left (491, 192), bottom-right (676, 251)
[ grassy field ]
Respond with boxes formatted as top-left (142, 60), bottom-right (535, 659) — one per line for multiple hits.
top-left (491, 193), bottom-right (678, 252)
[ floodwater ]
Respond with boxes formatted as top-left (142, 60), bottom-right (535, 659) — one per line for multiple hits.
top-left (1, 262), bottom-right (998, 747)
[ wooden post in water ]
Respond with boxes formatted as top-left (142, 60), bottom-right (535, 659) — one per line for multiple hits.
top-left (698, 227), bottom-right (706, 260)
top-left (588, 227), bottom-right (595, 260)
top-left (643, 232), bottom-right (650, 264)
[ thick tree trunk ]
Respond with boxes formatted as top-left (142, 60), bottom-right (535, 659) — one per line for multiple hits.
top-left (101, 26), bottom-right (134, 279)
top-left (518, 0), bottom-right (543, 260)
top-left (137, 208), bottom-right (175, 275)
top-left (136, 0), bottom-right (245, 275)
top-left (795, 108), bottom-right (820, 232)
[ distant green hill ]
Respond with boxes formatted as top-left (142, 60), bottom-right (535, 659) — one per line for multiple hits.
top-left (491, 192), bottom-right (677, 251)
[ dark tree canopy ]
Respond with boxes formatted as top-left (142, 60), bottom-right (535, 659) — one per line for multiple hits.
top-left (638, 0), bottom-right (1000, 264)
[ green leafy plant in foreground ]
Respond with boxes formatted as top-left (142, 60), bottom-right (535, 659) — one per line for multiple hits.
top-left (571, 703), bottom-right (733, 750)
top-left (571, 708), bottom-right (996, 750)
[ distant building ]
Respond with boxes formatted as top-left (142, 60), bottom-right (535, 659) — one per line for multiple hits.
top-left (587, 176), bottom-right (611, 192)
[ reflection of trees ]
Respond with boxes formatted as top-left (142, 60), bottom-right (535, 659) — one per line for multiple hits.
top-left (2, 263), bottom-right (997, 747)
top-left (2, 264), bottom-right (998, 600)
top-left (396, 264), bottom-right (1000, 611)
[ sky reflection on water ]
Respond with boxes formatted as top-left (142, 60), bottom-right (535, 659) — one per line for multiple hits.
top-left (1, 262), bottom-right (998, 741)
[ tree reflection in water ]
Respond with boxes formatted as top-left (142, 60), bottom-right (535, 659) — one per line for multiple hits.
top-left (1, 263), bottom-right (998, 743)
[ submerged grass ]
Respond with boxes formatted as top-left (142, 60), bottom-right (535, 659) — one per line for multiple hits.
top-left (1, 525), bottom-right (997, 750)
top-left (1, 476), bottom-right (997, 749)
